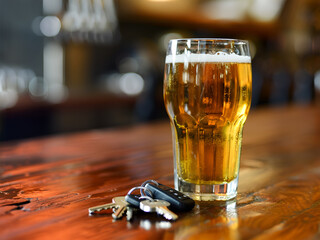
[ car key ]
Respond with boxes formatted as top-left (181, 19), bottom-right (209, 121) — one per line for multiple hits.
top-left (125, 206), bottom-right (136, 221)
top-left (125, 185), bottom-right (153, 209)
top-left (125, 194), bottom-right (147, 221)
top-left (88, 196), bottom-right (128, 220)
top-left (145, 182), bottom-right (195, 212)
top-left (88, 198), bottom-right (120, 214)
top-left (125, 185), bottom-right (154, 221)
top-left (140, 199), bottom-right (178, 221)
top-left (111, 196), bottom-right (128, 220)
top-left (125, 194), bottom-right (143, 208)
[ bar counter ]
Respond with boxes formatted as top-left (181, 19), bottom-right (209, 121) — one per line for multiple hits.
top-left (1, 105), bottom-right (320, 240)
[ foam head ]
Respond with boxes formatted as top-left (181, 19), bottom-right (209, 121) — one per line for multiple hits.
top-left (165, 52), bottom-right (251, 64)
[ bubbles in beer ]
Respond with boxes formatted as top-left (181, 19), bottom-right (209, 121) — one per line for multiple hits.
top-left (164, 55), bottom-right (252, 185)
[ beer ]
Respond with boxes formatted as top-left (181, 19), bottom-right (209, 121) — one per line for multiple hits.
top-left (164, 53), bottom-right (252, 186)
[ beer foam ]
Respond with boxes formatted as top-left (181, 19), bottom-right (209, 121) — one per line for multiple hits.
top-left (165, 52), bottom-right (251, 63)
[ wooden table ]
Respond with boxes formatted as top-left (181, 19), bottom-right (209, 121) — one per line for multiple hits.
top-left (0, 105), bottom-right (320, 240)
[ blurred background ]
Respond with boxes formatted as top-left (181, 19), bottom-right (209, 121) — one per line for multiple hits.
top-left (0, 0), bottom-right (319, 141)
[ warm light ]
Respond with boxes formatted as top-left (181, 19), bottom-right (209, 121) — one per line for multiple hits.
top-left (147, 0), bottom-right (175, 1)
top-left (249, 0), bottom-right (285, 22)
top-left (200, 0), bottom-right (250, 21)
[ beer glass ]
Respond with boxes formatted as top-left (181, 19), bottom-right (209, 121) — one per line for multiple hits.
top-left (164, 39), bottom-right (251, 201)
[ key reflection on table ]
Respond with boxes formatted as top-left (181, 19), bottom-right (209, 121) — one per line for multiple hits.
top-left (163, 200), bottom-right (238, 240)
top-left (127, 219), bottom-right (172, 231)
top-left (124, 199), bottom-right (238, 239)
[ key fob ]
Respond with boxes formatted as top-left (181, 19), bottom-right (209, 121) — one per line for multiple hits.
top-left (145, 183), bottom-right (195, 212)
top-left (125, 194), bottom-right (144, 208)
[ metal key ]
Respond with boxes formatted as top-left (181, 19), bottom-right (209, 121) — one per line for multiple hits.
top-left (126, 206), bottom-right (139, 221)
top-left (125, 186), bottom-right (154, 221)
top-left (125, 194), bottom-right (145, 208)
top-left (125, 194), bottom-right (153, 221)
top-left (111, 197), bottom-right (128, 219)
top-left (88, 196), bottom-right (128, 220)
top-left (140, 199), bottom-right (178, 221)
top-left (126, 206), bottom-right (134, 221)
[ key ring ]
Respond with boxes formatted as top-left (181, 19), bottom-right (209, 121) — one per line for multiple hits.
top-left (127, 186), bottom-right (153, 198)
top-left (141, 179), bottom-right (159, 187)
top-left (138, 195), bottom-right (154, 202)
top-left (140, 180), bottom-right (158, 196)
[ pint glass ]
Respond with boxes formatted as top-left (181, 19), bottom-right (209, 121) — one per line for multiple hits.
top-left (164, 39), bottom-right (252, 201)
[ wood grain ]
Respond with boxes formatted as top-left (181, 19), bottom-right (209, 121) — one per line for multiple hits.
top-left (0, 105), bottom-right (320, 240)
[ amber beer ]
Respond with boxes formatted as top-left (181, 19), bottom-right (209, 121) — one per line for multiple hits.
top-left (164, 42), bottom-right (251, 200)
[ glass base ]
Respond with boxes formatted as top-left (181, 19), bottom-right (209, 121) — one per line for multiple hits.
top-left (175, 176), bottom-right (238, 201)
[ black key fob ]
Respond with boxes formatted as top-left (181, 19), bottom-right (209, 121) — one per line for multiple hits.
top-left (145, 183), bottom-right (195, 212)
top-left (125, 194), bottom-right (143, 208)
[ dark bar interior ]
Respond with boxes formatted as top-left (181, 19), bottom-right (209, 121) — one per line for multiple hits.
top-left (0, 0), bottom-right (319, 140)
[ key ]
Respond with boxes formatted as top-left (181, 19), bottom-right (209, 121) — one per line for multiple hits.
top-left (125, 194), bottom-right (152, 221)
top-left (111, 196), bottom-right (128, 219)
top-left (140, 199), bottom-right (178, 221)
top-left (88, 201), bottom-right (117, 214)
top-left (126, 206), bottom-right (134, 221)
top-left (125, 194), bottom-right (145, 208)
top-left (88, 196), bottom-right (128, 220)
top-left (125, 194), bottom-right (141, 221)
top-left (145, 182), bottom-right (195, 212)
top-left (124, 186), bottom-right (154, 221)
top-left (125, 206), bottom-right (140, 221)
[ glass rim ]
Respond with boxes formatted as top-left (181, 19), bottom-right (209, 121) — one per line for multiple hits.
top-left (166, 38), bottom-right (251, 62)
top-left (169, 38), bottom-right (249, 45)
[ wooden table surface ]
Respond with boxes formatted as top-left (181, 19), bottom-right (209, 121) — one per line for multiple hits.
top-left (0, 105), bottom-right (320, 240)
